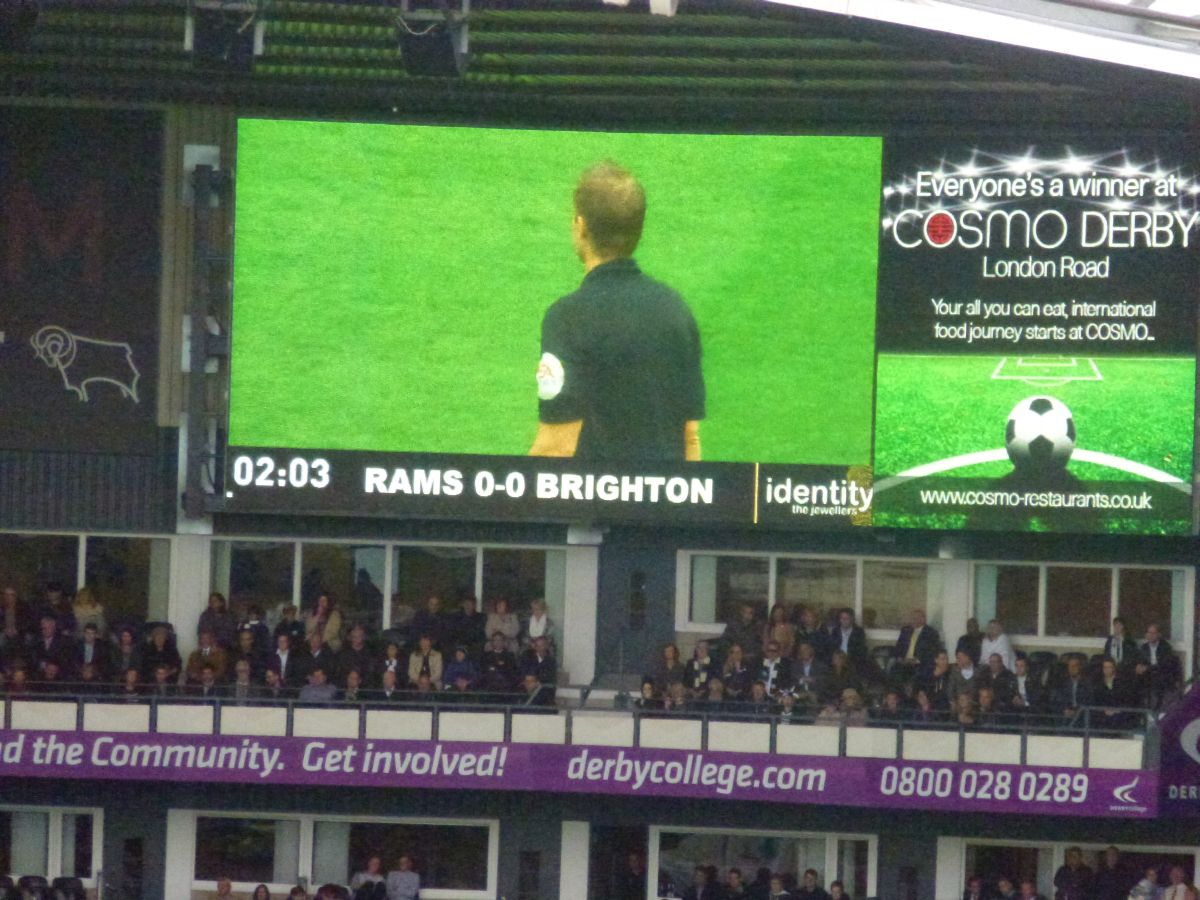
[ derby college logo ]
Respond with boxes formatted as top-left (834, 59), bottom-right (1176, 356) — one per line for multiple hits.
top-left (1112, 777), bottom-right (1139, 805)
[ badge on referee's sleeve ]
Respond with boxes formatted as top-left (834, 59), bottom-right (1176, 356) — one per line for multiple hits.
top-left (536, 352), bottom-right (565, 400)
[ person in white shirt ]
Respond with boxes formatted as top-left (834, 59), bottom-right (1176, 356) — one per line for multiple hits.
top-left (524, 598), bottom-right (555, 652)
top-left (979, 619), bottom-right (1016, 672)
top-left (1162, 866), bottom-right (1188, 900)
top-left (385, 855), bottom-right (420, 900)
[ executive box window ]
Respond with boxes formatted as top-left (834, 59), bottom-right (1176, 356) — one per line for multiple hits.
top-left (975, 565), bottom-right (1039, 636)
top-left (0, 534), bottom-right (77, 604)
top-left (0, 808), bottom-right (100, 885)
top-left (964, 844), bottom-right (1049, 896)
top-left (214, 541), bottom-right (296, 621)
top-left (654, 828), bottom-right (874, 900)
top-left (1118, 568), bottom-right (1181, 639)
top-left (684, 553), bottom-right (944, 635)
top-left (310, 821), bottom-right (489, 891)
top-left (184, 812), bottom-right (498, 898)
top-left (392, 546), bottom-right (476, 618)
top-left (1045, 566), bottom-right (1110, 638)
top-left (689, 555), bottom-right (769, 625)
top-left (84, 536), bottom-right (169, 623)
top-left (776, 559), bottom-right (854, 620)
top-left (975, 563), bottom-right (1187, 642)
top-left (300, 543), bottom-right (386, 632)
top-left (194, 816), bottom-right (300, 885)
top-left (960, 841), bottom-right (1199, 900)
top-left (861, 561), bottom-right (942, 631)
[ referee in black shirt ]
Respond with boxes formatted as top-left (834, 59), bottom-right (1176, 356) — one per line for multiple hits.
top-left (529, 161), bottom-right (706, 461)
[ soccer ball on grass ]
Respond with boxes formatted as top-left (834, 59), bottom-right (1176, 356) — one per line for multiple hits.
top-left (1004, 396), bottom-right (1075, 472)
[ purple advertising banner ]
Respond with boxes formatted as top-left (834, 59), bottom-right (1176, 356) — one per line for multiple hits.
top-left (1159, 686), bottom-right (1200, 816)
top-left (0, 729), bottom-right (1156, 819)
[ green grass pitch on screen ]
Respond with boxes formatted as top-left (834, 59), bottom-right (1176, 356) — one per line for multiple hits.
top-left (229, 119), bottom-right (883, 465)
top-left (873, 354), bottom-right (1195, 482)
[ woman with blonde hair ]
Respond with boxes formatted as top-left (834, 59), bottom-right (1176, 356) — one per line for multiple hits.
top-left (72, 586), bottom-right (107, 637)
top-left (305, 592), bottom-right (344, 651)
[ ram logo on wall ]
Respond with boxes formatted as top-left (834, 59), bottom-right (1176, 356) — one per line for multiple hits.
top-left (0, 107), bottom-right (161, 453)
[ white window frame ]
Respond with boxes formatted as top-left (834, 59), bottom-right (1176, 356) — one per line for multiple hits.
top-left (182, 809), bottom-right (499, 899)
top-left (675, 549), bottom-right (945, 643)
top-left (213, 537), bottom-right (566, 629)
top-left (647, 824), bottom-right (877, 900)
top-left (969, 560), bottom-right (1194, 668)
top-left (0, 804), bottom-right (104, 889)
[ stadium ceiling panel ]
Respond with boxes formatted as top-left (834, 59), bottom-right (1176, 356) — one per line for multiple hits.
top-left (0, 0), bottom-right (1195, 125)
top-left (769, 0), bottom-right (1200, 79)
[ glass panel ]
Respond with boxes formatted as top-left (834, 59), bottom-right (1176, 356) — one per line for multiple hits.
top-left (836, 839), bottom-right (869, 900)
top-left (656, 830), bottom-right (802, 899)
top-left (861, 561), bottom-right (941, 631)
top-left (8, 811), bottom-right (48, 879)
top-left (60, 813), bottom-right (94, 880)
top-left (312, 821), bottom-right (352, 886)
top-left (775, 559), bottom-right (855, 627)
top-left (0, 533), bottom-right (77, 614)
top-left (690, 555), bottom-right (768, 627)
top-left (340, 822), bottom-right (490, 891)
top-left (194, 817), bottom-right (279, 884)
top-left (391, 547), bottom-right (476, 638)
top-left (975, 565), bottom-right (1039, 636)
top-left (213, 542), bottom-right (296, 629)
top-left (84, 537), bottom-right (169, 629)
top-left (1045, 567), bottom-right (1111, 638)
top-left (298, 544), bottom-right (386, 634)
top-left (1118, 569), bottom-right (1176, 641)
top-left (964, 844), bottom-right (1047, 898)
top-left (482, 549), bottom-right (549, 616)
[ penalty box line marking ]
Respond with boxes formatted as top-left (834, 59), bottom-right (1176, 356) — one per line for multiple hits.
top-left (991, 357), bottom-right (1103, 383)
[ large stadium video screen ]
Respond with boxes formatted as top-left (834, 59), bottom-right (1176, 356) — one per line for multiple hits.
top-left (225, 119), bottom-right (1197, 534)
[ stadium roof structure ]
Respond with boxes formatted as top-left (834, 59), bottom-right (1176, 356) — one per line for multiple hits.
top-left (0, 0), bottom-right (1196, 129)
top-left (773, 0), bottom-right (1200, 82)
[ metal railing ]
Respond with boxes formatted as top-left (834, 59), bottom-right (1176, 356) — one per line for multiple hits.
top-left (0, 685), bottom-right (1155, 767)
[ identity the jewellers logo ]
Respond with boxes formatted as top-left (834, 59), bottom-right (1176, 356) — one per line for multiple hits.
top-left (763, 476), bottom-right (873, 519)
top-left (1109, 776), bottom-right (1147, 814)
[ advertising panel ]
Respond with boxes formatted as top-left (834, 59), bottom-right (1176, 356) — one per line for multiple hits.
top-left (873, 140), bottom-right (1197, 533)
top-left (224, 120), bottom-right (1196, 533)
top-left (0, 107), bottom-right (163, 454)
top-left (0, 729), bottom-right (1158, 819)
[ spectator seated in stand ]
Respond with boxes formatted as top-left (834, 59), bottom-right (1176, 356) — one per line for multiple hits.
top-left (1050, 656), bottom-right (1094, 723)
top-left (520, 635), bottom-right (556, 691)
top-left (237, 604), bottom-right (272, 657)
top-left (1093, 656), bottom-right (1137, 730)
top-left (443, 645), bottom-right (479, 691)
top-left (336, 625), bottom-right (375, 687)
top-left (721, 643), bottom-right (753, 700)
top-left (446, 596), bottom-right (486, 659)
top-left (71, 587), bottom-right (106, 640)
top-left (304, 592), bottom-right (344, 652)
top-left (147, 663), bottom-right (177, 698)
top-left (794, 868), bottom-right (831, 900)
top-left (891, 607), bottom-right (940, 682)
top-left (684, 640), bottom-right (718, 697)
top-left (662, 681), bottom-right (689, 713)
top-left (372, 669), bottom-right (404, 702)
top-left (75, 623), bottom-right (112, 682)
top-left (980, 619), bottom-right (1017, 673)
top-left (634, 680), bottom-right (661, 711)
top-left (385, 854), bottom-right (420, 900)
top-left (198, 593), bottom-right (236, 650)
top-left (792, 641), bottom-right (828, 706)
top-left (350, 855), bottom-right (386, 900)
top-left (227, 659), bottom-right (259, 703)
top-left (1136, 622), bottom-right (1181, 710)
top-left (649, 643), bottom-right (685, 695)
top-left (188, 662), bottom-right (221, 699)
top-left (977, 653), bottom-right (1016, 706)
top-left (298, 665), bottom-right (337, 703)
top-left (185, 630), bottom-right (228, 685)
top-left (956, 617), bottom-right (983, 665)
top-left (723, 601), bottom-right (763, 663)
top-left (377, 641), bottom-right (405, 688)
top-left (140, 624), bottom-right (181, 684)
top-left (273, 605), bottom-right (306, 650)
top-left (758, 641), bottom-right (793, 698)
top-left (480, 632), bottom-right (519, 693)
top-left (407, 635), bottom-right (443, 690)
top-left (523, 598), bottom-right (555, 655)
top-left (232, 628), bottom-right (267, 683)
top-left (485, 598), bottom-right (520, 655)
top-left (341, 668), bottom-right (366, 702)
top-left (521, 672), bottom-right (556, 708)
top-left (741, 680), bottom-right (775, 717)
